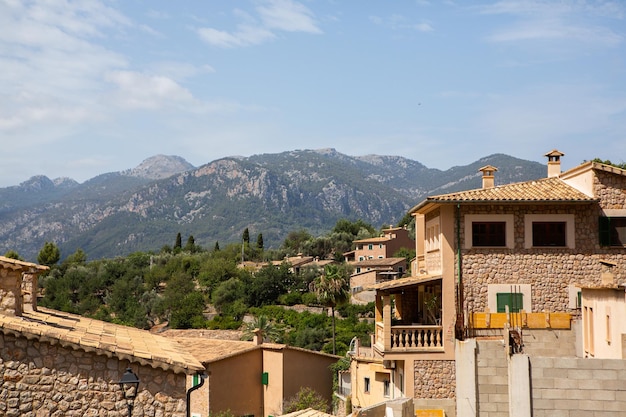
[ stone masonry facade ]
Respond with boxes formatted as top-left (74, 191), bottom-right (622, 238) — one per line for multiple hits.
top-left (458, 203), bottom-right (625, 314)
top-left (0, 332), bottom-right (187, 417)
top-left (413, 359), bottom-right (455, 399)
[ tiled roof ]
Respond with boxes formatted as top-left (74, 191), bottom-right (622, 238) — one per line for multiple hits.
top-left (0, 307), bottom-right (204, 374)
top-left (280, 408), bottom-right (336, 417)
top-left (366, 275), bottom-right (442, 291)
top-left (174, 338), bottom-right (257, 363)
top-left (353, 257), bottom-right (406, 267)
top-left (0, 256), bottom-right (49, 273)
top-left (411, 177), bottom-right (596, 213)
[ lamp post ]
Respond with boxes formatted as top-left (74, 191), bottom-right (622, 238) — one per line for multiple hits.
top-left (118, 367), bottom-right (140, 417)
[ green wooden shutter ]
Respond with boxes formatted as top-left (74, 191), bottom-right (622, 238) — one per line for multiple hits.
top-left (599, 216), bottom-right (611, 246)
top-left (261, 372), bottom-right (269, 385)
top-left (497, 293), bottom-right (523, 313)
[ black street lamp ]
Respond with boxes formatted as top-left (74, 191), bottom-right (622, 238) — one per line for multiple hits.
top-left (118, 367), bottom-right (140, 417)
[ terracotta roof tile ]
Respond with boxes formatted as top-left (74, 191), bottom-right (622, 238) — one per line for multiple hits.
top-left (412, 177), bottom-right (596, 212)
top-left (0, 307), bottom-right (203, 374)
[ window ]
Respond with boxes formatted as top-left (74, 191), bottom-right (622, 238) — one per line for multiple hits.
top-left (472, 222), bottom-right (506, 247)
top-left (496, 293), bottom-right (523, 313)
top-left (524, 214), bottom-right (574, 249)
top-left (364, 377), bottom-right (370, 393)
top-left (425, 218), bottom-right (440, 252)
top-left (606, 307), bottom-right (611, 344)
top-left (465, 214), bottom-right (514, 249)
top-left (532, 222), bottom-right (566, 247)
top-left (488, 284), bottom-right (531, 312)
top-left (383, 379), bottom-right (390, 397)
top-left (368, 244), bottom-right (373, 250)
top-left (599, 217), bottom-right (626, 246)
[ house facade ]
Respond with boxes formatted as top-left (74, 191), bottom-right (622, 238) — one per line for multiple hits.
top-left (345, 151), bottom-right (626, 416)
top-left (177, 335), bottom-right (339, 417)
top-left (0, 256), bottom-right (205, 417)
top-left (349, 227), bottom-right (414, 262)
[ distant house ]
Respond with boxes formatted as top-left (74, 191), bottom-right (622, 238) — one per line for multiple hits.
top-left (345, 227), bottom-right (414, 263)
top-left (344, 151), bottom-right (626, 416)
top-left (174, 333), bottom-right (339, 417)
top-left (349, 257), bottom-right (407, 303)
top-left (0, 256), bottom-right (204, 416)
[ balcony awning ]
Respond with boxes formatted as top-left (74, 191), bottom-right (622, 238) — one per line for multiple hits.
top-left (366, 275), bottom-right (442, 292)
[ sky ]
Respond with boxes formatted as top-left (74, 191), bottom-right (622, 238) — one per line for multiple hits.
top-left (1, 0), bottom-right (625, 187)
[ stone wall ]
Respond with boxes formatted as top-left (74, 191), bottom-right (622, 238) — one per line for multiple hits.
top-left (595, 169), bottom-right (626, 208)
top-left (0, 332), bottom-right (187, 417)
top-left (457, 203), bottom-right (626, 313)
top-left (413, 360), bottom-right (455, 399)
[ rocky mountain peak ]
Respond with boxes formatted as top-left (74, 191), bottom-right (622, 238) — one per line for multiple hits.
top-left (127, 155), bottom-right (195, 180)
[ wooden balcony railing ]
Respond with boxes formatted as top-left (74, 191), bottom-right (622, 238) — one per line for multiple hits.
top-left (375, 322), bottom-right (444, 352)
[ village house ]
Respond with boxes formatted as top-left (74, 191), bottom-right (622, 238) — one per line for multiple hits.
top-left (0, 255), bottom-right (205, 416)
top-left (344, 227), bottom-right (414, 263)
top-left (343, 151), bottom-right (626, 417)
top-left (172, 333), bottom-right (339, 417)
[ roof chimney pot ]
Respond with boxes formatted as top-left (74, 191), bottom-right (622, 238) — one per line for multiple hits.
top-left (545, 149), bottom-right (564, 178)
top-left (479, 165), bottom-right (498, 189)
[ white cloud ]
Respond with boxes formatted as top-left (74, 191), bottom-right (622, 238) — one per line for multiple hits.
top-left (479, 0), bottom-right (624, 46)
top-left (104, 71), bottom-right (195, 110)
top-left (256, 0), bottom-right (322, 33)
top-left (196, 0), bottom-right (321, 48)
top-left (369, 14), bottom-right (433, 32)
top-left (197, 25), bottom-right (275, 48)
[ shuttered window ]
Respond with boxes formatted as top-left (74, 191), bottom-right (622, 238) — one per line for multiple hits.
top-left (496, 292), bottom-right (523, 313)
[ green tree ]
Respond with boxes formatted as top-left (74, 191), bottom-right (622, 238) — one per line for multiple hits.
top-left (242, 228), bottom-right (250, 244)
top-left (313, 264), bottom-right (350, 354)
top-left (63, 248), bottom-right (87, 266)
top-left (282, 229), bottom-right (313, 255)
top-left (246, 263), bottom-right (293, 307)
top-left (174, 232), bottom-right (182, 250)
top-left (38, 241), bottom-right (61, 266)
top-left (256, 233), bottom-right (264, 251)
top-left (3, 250), bottom-right (22, 260)
top-left (214, 241), bottom-right (220, 251)
top-left (283, 387), bottom-right (329, 413)
top-left (184, 235), bottom-right (197, 252)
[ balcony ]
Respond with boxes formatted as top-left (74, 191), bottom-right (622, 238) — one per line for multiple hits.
top-left (375, 322), bottom-right (444, 353)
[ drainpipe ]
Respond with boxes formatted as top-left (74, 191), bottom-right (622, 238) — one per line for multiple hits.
top-left (456, 203), bottom-right (464, 340)
top-left (187, 373), bottom-right (207, 417)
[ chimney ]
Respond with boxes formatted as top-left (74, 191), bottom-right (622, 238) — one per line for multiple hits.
top-left (479, 165), bottom-right (498, 189)
top-left (0, 257), bottom-right (48, 316)
top-left (545, 149), bottom-right (564, 178)
top-left (252, 328), bottom-right (264, 345)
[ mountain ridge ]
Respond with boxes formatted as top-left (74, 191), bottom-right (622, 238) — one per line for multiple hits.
top-left (0, 150), bottom-right (546, 260)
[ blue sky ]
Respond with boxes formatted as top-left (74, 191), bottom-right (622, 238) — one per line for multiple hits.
top-left (1, 0), bottom-right (625, 187)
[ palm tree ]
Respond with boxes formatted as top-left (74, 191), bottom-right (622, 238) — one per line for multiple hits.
top-left (241, 314), bottom-right (283, 343)
top-left (313, 263), bottom-right (350, 354)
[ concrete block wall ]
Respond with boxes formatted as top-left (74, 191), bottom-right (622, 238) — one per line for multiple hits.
top-left (530, 356), bottom-right (626, 417)
top-left (476, 340), bottom-right (509, 417)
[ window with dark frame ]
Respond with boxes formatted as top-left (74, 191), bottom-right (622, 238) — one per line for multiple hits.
top-left (472, 221), bottom-right (506, 247)
top-left (383, 379), bottom-right (390, 397)
top-left (599, 217), bottom-right (626, 246)
top-left (364, 377), bottom-right (370, 393)
top-left (532, 221), bottom-right (566, 247)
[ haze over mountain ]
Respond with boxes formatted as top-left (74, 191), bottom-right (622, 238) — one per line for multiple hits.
top-left (0, 149), bottom-right (545, 261)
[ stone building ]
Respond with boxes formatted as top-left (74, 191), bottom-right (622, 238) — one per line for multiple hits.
top-left (0, 255), bottom-right (205, 417)
top-left (344, 151), bottom-right (626, 417)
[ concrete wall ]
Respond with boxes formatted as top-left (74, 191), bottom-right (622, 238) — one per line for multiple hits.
top-left (530, 356), bottom-right (626, 417)
top-left (472, 334), bottom-right (626, 417)
top-left (208, 350), bottom-right (264, 417)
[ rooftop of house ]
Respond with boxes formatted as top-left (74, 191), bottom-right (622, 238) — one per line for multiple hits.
top-left (160, 331), bottom-right (340, 365)
top-left (353, 257), bottom-right (407, 267)
top-left (0, 306), bottom-right (204, 374)
top-left (411, 175), bottom-right (597, 213)
top-left (280, 407), bottom-right (336, 417)
top-left (411, 154), bottom-right (626, 214)
top-left (0, 255), bottom-right (49, 273)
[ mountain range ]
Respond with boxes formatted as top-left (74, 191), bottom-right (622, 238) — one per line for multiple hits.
top-left (0, 149), bottom-right (546, 261)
